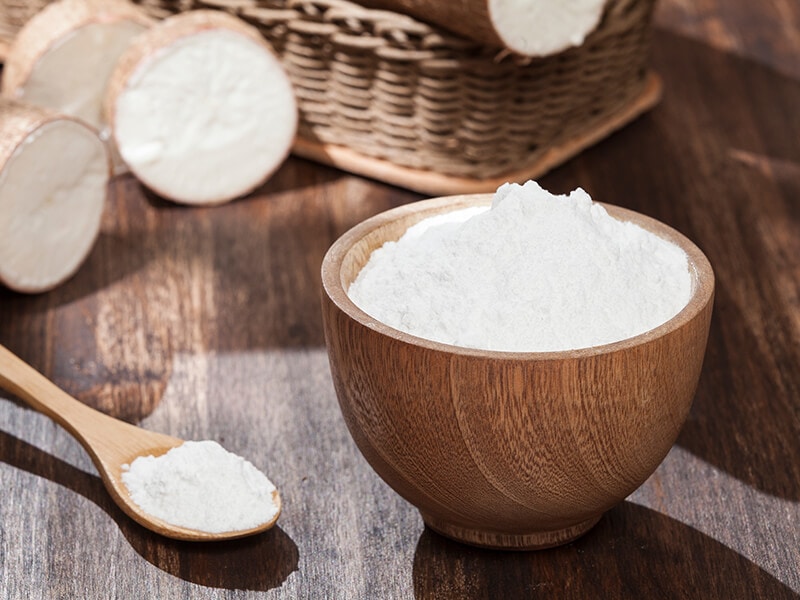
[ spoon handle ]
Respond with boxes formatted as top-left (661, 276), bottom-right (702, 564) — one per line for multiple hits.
top-left (0, 343), bottom-right (133, 456)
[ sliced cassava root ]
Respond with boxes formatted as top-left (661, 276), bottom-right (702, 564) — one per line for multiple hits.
top-left (1, 0), bottom-right (153, 144)
top-left (0, 100), bottom-right (110, 293)
top-left (357, 0), bottom-right (609, 57)
top-left (105, 10), bottom-right (298, 206)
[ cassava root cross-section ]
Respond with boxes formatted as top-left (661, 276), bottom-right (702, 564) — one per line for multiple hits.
top-left (0, 100), bottom-right (109, 293)
top-left (105, 10), bottom-right (298, 206)
top-left (1, 0), bottom-right (153, 172)
top-left (356, 0), bottom-right (609, 57)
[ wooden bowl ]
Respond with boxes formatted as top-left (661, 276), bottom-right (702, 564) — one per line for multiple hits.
top-left (321, 194), bottom-right (714, 550)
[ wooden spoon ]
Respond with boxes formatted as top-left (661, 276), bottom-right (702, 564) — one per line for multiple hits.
top-left (0, 343), bottom-right (280, 541)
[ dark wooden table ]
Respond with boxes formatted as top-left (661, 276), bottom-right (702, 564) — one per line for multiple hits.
top-left (1, 0), bottom-right (798, 597)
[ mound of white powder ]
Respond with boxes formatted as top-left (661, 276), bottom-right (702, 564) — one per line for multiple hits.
top-left (348, 180), bottom-right (693, 352)
top-left (122, 440), bottom-right (278, 533)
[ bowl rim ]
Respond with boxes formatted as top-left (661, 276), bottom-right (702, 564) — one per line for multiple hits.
top-left (321, 193), bottom-right (715, 360)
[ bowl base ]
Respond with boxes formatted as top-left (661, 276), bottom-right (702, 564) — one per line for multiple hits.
top-left (420, 512), bottom-right (602, 550)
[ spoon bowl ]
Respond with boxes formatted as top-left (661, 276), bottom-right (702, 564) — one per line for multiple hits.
top-left (0, 343), bottom-right (281, 541)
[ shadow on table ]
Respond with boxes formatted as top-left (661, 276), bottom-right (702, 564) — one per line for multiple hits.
top-left (542, 29), bottom-right (800, 502)
top-left (0, 430), bottom-right (298, 591)
top-left (0, 153), bottom-right (412, 422)
top-left (138, 155), bottom-right (352, 210)
top-left (0, 155), bottom-right (350, 313)
top-left (0, 149), bottom-right (417, 365)
top-left (0, 232), bottom-right (142, 310)
top-left (412, 501), bottom-right (796, 599)
top-left (677, 285), bottom-right (800, 501)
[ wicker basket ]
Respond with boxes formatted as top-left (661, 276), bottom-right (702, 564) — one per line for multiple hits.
top-left (0, 0), bottom-right (661, 194)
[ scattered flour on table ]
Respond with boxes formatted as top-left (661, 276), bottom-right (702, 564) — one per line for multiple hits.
top-left (122, 440), bottom-right (278, 533)
top-left (348, 180), bottom-right (693, 352)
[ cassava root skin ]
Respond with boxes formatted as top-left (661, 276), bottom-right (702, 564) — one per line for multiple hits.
top-left (0, 0), bottom-right (154, 176)
top-left (105, 10), bottom-right (298, 206)
top-left (0, 100), bottom-right (110, 293)
top-left (1, 0), bottom-right (154, 129)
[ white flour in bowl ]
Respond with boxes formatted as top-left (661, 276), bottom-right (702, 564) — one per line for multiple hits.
top-left (348, 180), bottom-right (693, 352)
top-left (122, 440), bottom-right (278, 533)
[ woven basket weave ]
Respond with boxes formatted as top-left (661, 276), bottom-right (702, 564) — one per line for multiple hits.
top-left (0, 0), bottom-right (660, 193)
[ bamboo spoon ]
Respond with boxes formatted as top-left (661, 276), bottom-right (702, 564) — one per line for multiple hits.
top-left (0, 343), bottom-right (281, 541)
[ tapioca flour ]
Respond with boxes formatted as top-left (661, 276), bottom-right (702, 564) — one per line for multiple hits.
top-left (122, 440), bottom-right (279, 533)
top-left (348, 181), bottom-right (693, 352)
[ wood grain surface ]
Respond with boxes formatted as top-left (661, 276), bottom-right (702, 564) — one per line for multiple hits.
top-left (1, 0), bottom-right (799, 597)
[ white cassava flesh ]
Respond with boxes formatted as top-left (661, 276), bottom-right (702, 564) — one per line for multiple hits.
top-left (1, 0), bottom-right (153, 144)
top-left (106, 11), bottom-right (298, 206)
top-left (0, 101), bottom-right (109, 293)
top-left (356, 0), bottom-right (608, 57)
top-left (488, 0), bottom-right (608, 56)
